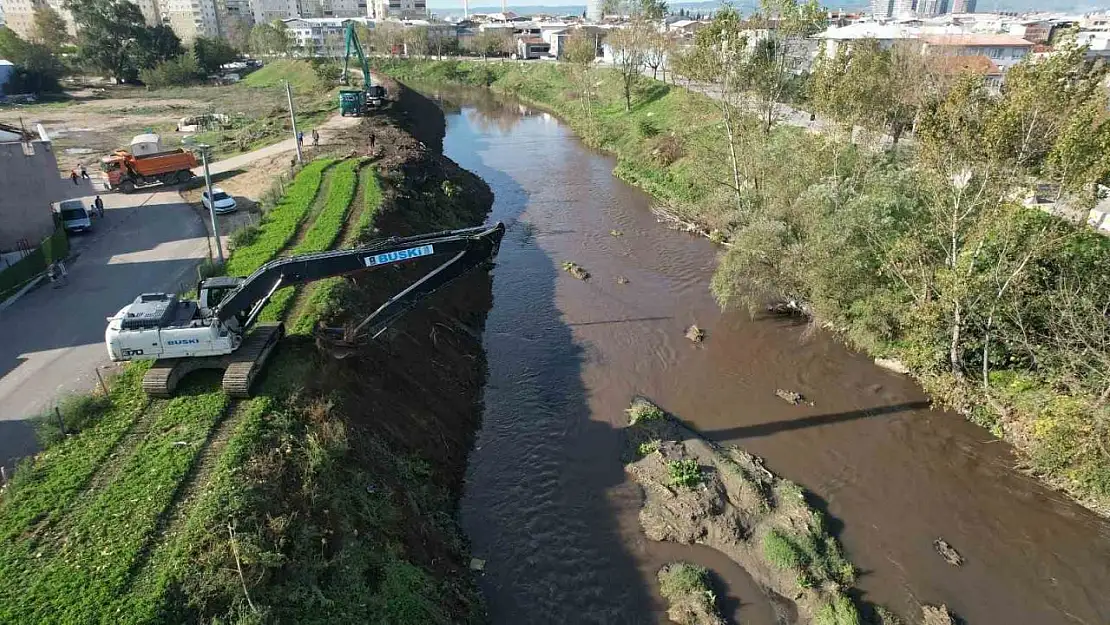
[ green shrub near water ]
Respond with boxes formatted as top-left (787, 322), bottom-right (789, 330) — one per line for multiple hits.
top-left (667, 459), bottom-right (702, 489)
top-left (378, 58), bottom-right (1110, 514)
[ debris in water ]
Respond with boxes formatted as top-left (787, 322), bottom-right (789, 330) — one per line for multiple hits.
top-left (774, 389), bottom-right (808, 405)
top-left (921, 604), bottom-right (957, 625)
top-left (610, 229), bottom-right (624, 237)
top-left (933, 538), bottom-right (963, 566)
top-left (469, 558), bottom-right (486, 572)
top-left (562, 262), bottom-right (590, 280)
top-left (616, 275), bottom-right (630, 285)
top-left (874, 357), bottom-right (911, 375)
top-left (685, 325), bottom-right (705, 343)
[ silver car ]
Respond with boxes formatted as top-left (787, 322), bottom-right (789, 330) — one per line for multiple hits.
top-left (202, 188), bottom-right (238, 214)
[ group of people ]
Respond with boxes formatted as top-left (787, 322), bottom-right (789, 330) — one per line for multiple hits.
top-left (69, 164), bottom-right (90, 185)
top-left (296, 129), bottom-right (322, 148)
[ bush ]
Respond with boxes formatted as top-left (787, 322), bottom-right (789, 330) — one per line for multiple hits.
top-left (638, 439), bottom-right (661, 456)
top-left (638, 118), bottom-right (660, 137)
top-left (140, 54), bottom-right (200, 88)
top-left (230, 224), bottom-right (261, 250)
top-left (762, 528), bottom-right (805, 570)
top-left (815, 594), bottom-right (862, 625)
top-left (312, 60), bottom-right (342, 85)
top-left (667, 459), bottom-right (702, 489)
top-left (33, 394), bottom-right (112, 446)
top-left (627, 399), bottom-right (665, 425)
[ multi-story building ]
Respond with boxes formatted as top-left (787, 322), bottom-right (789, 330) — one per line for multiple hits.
top-left (133, 0), bottom-right (163, 25)
top-left (586, 0), bottom-right (601, 22)
top-left (252, 0), bottom-right (296, 25)
top-left (949, 0), bottom-right (975, 13)
top-left (370, 0), bottom-right (424, 20)
top-left (921, 33), bottom-right (1033, 69)
top-left (161, 0), bottom-right (221, 41)
top-left (870, 0), bottom-right (915, 19)
top-left (282, 17), bottom-right (348, 54)
top-left (0, 0), bottom-right (45, 39)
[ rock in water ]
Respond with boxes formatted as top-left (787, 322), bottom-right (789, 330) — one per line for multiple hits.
top-left (775, 389), bottom-right (806, 405)
top-left (933, 538), bottom-right (963, 566)
top-left (616, 275), bottom-right (630, 285)
top-left (561, 262), bottom-right (590, 280)
top-left (685, 325), bottom-right (705, 342)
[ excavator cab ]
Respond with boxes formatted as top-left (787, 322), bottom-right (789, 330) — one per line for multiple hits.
top-left (197, 276), bottom-right (244, 314)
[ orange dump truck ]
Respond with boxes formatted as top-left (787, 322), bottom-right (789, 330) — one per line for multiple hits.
top-left (100, 134), bottom-right (199, 193)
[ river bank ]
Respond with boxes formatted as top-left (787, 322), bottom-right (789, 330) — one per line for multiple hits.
top-left (0, 79), bottom-right (495, 622)
top-left (376, 58), bottom-right (1110, 520)
top-left (423, 80), bottom-right (1110, 625)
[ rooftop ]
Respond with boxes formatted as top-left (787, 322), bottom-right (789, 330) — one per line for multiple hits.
top-left (922, 34), bottom-right (1034, 46)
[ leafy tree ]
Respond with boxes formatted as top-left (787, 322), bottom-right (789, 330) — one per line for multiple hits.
top-left (223, 14), bottom-right (252, 53)
top-left (741, 0), bottom-right (825, 133)
top-left (370, 20), bottom-right (405, 56)
top-left (139, 54), bottom-right (200, 87)
top-left (193, 36), bottom-right (237, 74)
top-left (563, 30), bottom-right (599, 130)
top-left (31, 6), bottom-right (72, 50)
top-left (607, 20), bottom-right (649, 112)
top-left (64, 0), bottom-right (153, 82)
top-left (638, 0), bottom-right (667, 19)
top-left (404, 25), bottom-right (429, 57)
top-left (249, 20), bottom-right (291, 56)
top-left (0, 27), bottom-right (63, 93)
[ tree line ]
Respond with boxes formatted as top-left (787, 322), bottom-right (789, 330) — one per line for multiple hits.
top-left (0, 0), bottom-right (238, 91)
top-left (652, 1), bottom-right (1110, 502)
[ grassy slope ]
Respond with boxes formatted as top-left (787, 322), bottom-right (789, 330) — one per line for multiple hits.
top-left (376, 58), bottom-right (1110, 514)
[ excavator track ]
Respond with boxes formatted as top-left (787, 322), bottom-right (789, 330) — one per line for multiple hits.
top-left (221, 323), bottom-right (284, 398)
top-left (142, 360), bottom-right (180, 398)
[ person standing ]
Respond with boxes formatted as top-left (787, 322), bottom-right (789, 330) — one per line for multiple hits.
top-left (94, 195), bottom-right (105, 218)
top-left (369, 132), bottom-right (376, 153)
top-left (297, 131), bottom-right (304, 148)
top-left (70, 170), bottom-right (79, 185)
top-left (79, 164), bottom-right (89, 179)
top-left (311, 128), bottom-right (319, 146)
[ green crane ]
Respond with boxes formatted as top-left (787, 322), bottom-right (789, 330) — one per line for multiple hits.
top-left (339, 21), bottom-right (386, 116)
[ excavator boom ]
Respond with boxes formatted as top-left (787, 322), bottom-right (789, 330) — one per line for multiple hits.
top-left (107, 223), bottom-right (505, 397)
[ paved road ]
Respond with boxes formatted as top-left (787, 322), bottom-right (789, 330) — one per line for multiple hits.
top-left (0, 114), bottom-right (362, 471)
top-left (0, 187), bottom-right (209, 469)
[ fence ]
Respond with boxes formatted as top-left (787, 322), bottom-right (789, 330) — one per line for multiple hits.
top-left (0, 226), bottom-right (70, 301)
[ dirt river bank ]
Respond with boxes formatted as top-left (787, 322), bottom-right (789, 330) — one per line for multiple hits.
top-left (424, 85), bottom-right (1110, 625)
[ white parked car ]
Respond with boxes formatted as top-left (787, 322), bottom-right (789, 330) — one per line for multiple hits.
top-left (202, 188), bottom-right (238, 214)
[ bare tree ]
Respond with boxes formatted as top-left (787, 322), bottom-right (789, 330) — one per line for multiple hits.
top-left (607, 21), bottom-right (649, 112)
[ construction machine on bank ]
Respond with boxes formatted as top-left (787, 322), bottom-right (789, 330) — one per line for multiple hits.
top-left (105, 224), bottom-right (505, 397)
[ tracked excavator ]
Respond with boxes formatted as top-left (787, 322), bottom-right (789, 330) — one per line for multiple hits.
top-left (105, 223), bottom-right (505, 397)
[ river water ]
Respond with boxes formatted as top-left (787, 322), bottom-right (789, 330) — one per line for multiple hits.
top-left (430, 86), bottom-right (1110, 625)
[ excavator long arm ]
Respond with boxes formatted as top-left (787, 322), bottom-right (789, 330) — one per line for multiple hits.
top-left (215, 223), bottom-right (505, 331)
top-left (341, 22), bottom-right (373, 87)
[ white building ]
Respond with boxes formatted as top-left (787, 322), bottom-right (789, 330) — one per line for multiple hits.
top-left (283, 17), bottom-right (350, 55)
top-left (370, 0), bottom-right (425, 20)
top-left (161, 0), bottom-right (221, 41)
top-left (920, 33), bottom-right (1033, 69)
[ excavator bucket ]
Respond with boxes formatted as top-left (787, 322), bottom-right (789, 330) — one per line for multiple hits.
top-left (314, 325), bottom-right (360, 360)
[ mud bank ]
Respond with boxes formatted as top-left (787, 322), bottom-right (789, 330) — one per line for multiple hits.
top-left (300, 79), bottom-right (496, 618)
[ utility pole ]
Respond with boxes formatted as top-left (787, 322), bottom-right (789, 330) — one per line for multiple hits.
top-left (285, 80), bottom-right (303, 165)
top-left (199, 146), bottom-right (224, 263)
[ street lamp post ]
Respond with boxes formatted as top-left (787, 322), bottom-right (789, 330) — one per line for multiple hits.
top-left (198, 145), bottom-right (224, 264)
top-left (285, 80), bottom-right (303, 165)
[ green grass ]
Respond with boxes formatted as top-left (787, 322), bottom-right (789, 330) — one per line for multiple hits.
top-left (261, 158), bottom-right (360, 322)
top-left (815, 594), bottom-right (862, 625)
top-left (0, 363), bottom-right (150, 546)
top-left (657, 562), bottom-right (723, 625)
top-left (667, 459), bottom-right (702, 489)
top-left (0, 379), bottom-right (228, 624)
top-left (224, 159), bottom-right (333, 278)
top-left (243, 60), bottom-right (326, 91)
top-left (290, 164), bottom-right (384, 335)
top-left (637, 439), bottom-right (661, 456)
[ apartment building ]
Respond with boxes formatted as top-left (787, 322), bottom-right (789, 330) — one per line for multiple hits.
top-left (0, 0), bottom-right (44, 39)
top-left (370, 0), bottom-right (424, 20)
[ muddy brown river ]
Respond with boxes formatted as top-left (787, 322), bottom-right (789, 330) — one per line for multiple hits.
top-left (430, 86), bottom-right (1110, 625)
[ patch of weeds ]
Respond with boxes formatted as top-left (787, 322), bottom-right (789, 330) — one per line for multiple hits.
top-left (230, 223), bottom-right (261, 250)
top-left (667, 459), bottom-right (702, 489)
top-left (763, 528), bottom-right (805, 570)
top-left (32, 393), bottom-right (112, 445)
top-left (815, 593), bottom-right (862, 625)
top-left (638, 118), bottom-right (660, 137)
top-left (638, 439), bottom-right (661, 456)
top-left (627, 399), bottom-right (665, 425)
top-left (561, 261), bottom-right (589, 280)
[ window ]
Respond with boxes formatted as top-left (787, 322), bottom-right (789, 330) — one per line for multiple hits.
top-left (988, 47), bottom-right (1002, 59)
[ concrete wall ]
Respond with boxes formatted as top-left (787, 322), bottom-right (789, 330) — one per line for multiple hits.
top-left (0, 141), bottom-right (69, 251)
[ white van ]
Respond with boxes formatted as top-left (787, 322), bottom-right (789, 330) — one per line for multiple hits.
top-left (55, 199), bottom-right (93, 234)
